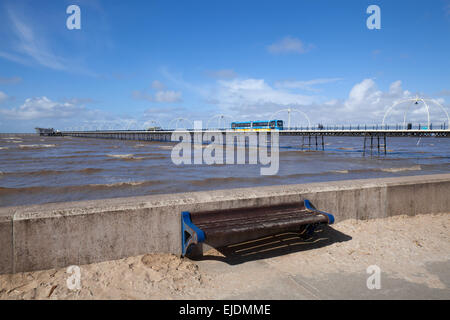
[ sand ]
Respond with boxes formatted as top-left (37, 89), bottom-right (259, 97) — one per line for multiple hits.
top-left (0, 213), bottom-right (449, 300)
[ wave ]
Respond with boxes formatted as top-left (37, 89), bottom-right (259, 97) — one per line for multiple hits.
top-left (380, 165), bottom-right (421, 173)
top-left (280, 150), bottom-right (322, 156)
top-left (0, 154), bottom-right (105, 162)
top-left (331, 170), bottom-right (349, 174)
top-left (318, 165), bottom-right (422, 175)
top-left (2, 167), bottom-right (104, 177)
top-left (101, 181), bottom-right (151, 187)
top-left (329, 165), bottom-right (423, 175)
top-left (184, 166), bottom-right (425, 187)
top-left (106, 154), bottom-right (148, 160)
top-left (0, 179), bottom-right (163, 196)
top-left (19, 144), bottom-right (56, 149)
top-left (72, 150), bottom-right (99, 154)
top-left (106, 153), bottom-right (134, 160)
top-left (187, 176), bottom-right (265, 187)
top-left (106, 154), bottom-right (135, 159)
top-left (106, 153), bottom-right (169, 160)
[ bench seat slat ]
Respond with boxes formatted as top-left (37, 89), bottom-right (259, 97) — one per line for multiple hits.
top-left (193, 209), bottom-right (324, 231)
top-left (181, 199), bottom-right (335, 256)
top-left (198, 213), bottom-right (327, 238)
top-left (190, 203), bottom-right (306, 225)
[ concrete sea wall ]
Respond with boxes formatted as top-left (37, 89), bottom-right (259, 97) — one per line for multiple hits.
top-left (1, 174), bottom-right (449, 274)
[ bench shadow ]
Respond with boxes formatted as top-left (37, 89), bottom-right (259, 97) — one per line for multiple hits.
top-left (189, 225), bottom-right (352, 265)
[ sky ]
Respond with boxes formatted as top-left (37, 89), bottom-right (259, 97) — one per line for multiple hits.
top-left (0, 0), bottom-right (449, 132)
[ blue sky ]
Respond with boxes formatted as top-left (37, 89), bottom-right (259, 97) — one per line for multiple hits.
top-left (0, 0), bottom-right (449, 132)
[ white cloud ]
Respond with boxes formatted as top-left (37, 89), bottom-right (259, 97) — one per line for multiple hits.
top-left (0, 6), bottom-right (95, 76)
top-left (267, 36), bottom-right (313, 55)
top-left (322, 79), bottom-right (437, 125)
top-left (156, 67), bottom-right (449, 126)
top-left (132, 89), bottom-right (182, 103)
top-left (4, 8), bottom-right (67, 71)
top-left (345, 78), bottom-right (380, 109)
top-left (205, 77), bottom-right (449, 126)
top-left (0, 51), bottom-right (31, 66)
top-left (133, 77), bottom-right (183, 103)
top-left (437, 89), bottom-right (450, 96)
top-left (212, 78), bottom-right (318, 118)
top-left (0, 96), bottom-right (96, 120)
top-left (0, 91), bottom-right (8, 104)
top-left (388, 80), bottom-right (403, 95)
top-left (160, 67), bottom-right (210, 97)
top-left (0, 76), bottom-right (22, 84)
top-left (151, 80), bottom-right (166, 90)
top-left (154, 90), bottom-right (182, 103)
top-left (275, 78), bottom-right (343, 92)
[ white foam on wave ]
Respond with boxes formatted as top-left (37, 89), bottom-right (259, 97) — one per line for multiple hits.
top-left (332, 170), bottom-right (349, 174)
top-left (103, 181), bottom-right (147, 187)
top-left (106, 154), bottom-right (135, 159)
top-left (19, 144), bottom-right (56, 149)
top-left (381, 165), bottom-right (421, 173)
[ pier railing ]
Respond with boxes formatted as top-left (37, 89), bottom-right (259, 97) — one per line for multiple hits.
top-left (59, 122), bottom-right (449, 137)
top-left (277, 122), bottom-right (447, 131)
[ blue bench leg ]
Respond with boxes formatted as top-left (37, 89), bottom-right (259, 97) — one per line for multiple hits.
top-left (302, 199), bottom-right (335, 237)
top-left (181, 211), bottom-right (206, 257)
top-left (304, 199), bottom-right (335, 224)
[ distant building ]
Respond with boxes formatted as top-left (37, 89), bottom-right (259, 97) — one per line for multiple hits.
top-left (35, 128), bottom-right (59, 136)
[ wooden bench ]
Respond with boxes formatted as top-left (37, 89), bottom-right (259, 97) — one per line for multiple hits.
top-left (181, 199), bottom-right (335, 256)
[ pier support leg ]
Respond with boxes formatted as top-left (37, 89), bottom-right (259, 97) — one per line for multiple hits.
top-left (370, 135), bottom-right (373, 155)
top-left (377, 135), bottom-right (380, 153)
top-left (363, 134), bottom-right (366, 156)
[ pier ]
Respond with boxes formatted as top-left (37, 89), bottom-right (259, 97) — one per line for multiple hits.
top-left (58, 98), bottom-right (450, 154)
top-left (35, 127), bottom-right (61, 136)
top-left (59, 127), bottom-right (450, 155)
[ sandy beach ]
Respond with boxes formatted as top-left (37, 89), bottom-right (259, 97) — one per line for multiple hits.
top-left (1, 212), bottom-right (449, 300)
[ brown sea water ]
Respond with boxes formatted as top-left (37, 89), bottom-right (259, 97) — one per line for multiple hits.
top-left (0, 134), bottom-right (449, 207)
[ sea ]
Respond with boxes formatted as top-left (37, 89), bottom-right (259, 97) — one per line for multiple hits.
top-left (0, 134), bottom-right (449, 207)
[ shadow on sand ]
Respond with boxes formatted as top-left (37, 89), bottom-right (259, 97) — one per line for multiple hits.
top-left (190, 225), bottom-right (352, 265)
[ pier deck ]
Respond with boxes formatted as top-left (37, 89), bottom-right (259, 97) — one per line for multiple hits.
top-left (61, 129), bottom-right (450, 138)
